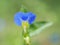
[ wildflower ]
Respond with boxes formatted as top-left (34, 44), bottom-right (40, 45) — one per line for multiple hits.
top-left (14, 12), bottom-right (36, 26)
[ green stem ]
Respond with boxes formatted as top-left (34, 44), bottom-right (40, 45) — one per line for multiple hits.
top-left (23, 26), bottom-right (30, 45)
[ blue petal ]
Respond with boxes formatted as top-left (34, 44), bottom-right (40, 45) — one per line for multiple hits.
top-left (15, 12), bottom-right (28, 21)
top-left (14, 17), bottom-right (22, 26)
top-left (15, 12), bottom-right (24, 18)
top-left (27, 12), bottom-right (36, 24)
top-left (21, 14), bottom-right (28, 21)
top-left (14, 12), bottom-right (23, 26)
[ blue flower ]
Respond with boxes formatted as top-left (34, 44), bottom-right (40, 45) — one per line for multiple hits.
top-left (14, 12), bottom-right (36, 26)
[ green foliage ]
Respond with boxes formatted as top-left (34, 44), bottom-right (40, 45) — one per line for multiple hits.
top-left (29, 21), bottom-right (47, 33)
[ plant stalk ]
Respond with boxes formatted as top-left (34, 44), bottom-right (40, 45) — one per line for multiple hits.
top-left (23, 26), bottom-right (30, 45)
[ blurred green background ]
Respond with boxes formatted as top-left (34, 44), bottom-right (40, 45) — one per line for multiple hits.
top-left (0, 0), bottom-right (60, 45)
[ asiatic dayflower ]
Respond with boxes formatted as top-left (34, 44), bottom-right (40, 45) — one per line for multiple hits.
top-left (14, 12), bottom-right (36, 27)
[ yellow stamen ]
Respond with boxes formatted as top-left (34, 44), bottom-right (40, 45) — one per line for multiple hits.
top-left (22, 21), bottom-right (29, 28)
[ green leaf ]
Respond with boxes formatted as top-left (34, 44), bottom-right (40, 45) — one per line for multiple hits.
top-left (28, 21), bottom-right (47, 33)
top-left (29, 21), bottom-right (53, 37)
